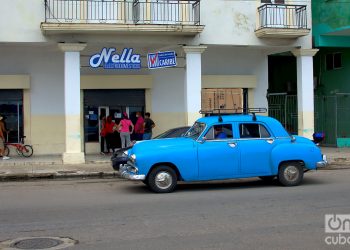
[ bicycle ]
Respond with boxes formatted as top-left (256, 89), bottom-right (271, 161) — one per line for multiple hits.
top-left (4, 135), bottom-right (34, 157)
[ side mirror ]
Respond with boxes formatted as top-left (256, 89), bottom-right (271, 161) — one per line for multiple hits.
top-left (291, 135), bottom-right (296, 143)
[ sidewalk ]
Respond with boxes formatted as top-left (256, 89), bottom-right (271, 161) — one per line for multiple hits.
top-left (0, 154), bottom-right (117, 181)
top-left (0, 147), bottom-right (349, 181)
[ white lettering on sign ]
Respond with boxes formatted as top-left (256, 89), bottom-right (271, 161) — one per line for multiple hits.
top-left (89, 48), bottom-right (141, 69)
top-left (147, 51), bottom-right (177, 69)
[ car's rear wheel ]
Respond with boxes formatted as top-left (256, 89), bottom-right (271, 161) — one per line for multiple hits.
top-left (148, 166), bottom-right (177, 193)
top-left (278, 162), bottom-right (303, 186)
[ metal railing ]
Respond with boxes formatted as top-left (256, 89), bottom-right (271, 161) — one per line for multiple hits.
top-left (267, 93), bottom-right (298, 135)
top-left (315, 93), bottom-right (350, 146)
top-left (257, 4), bottom-right (308, 29)
top-left (44, 0), bottom-right (200, 25)
top-left (268, 93), bottom-right (350, 146)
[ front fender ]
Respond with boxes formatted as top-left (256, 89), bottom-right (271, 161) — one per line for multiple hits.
top-left (132, 139), bottom-right (199, 180)
top-left (271, 143), bottom-right (323, 172)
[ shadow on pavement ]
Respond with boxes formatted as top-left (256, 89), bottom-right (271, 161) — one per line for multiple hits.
top-left (120, 175), bottom-right (329, 194)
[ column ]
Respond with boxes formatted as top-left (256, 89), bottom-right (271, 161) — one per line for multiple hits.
top-left (183, 45), bottom-right (207, 126)
top-left (58, 43), bottom-right (87, 164)
top-left (292, 48), bottom-right (319, 139)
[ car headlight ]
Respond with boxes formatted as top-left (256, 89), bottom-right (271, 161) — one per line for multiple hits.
top-left (130, 154), bottom-right (137, 163)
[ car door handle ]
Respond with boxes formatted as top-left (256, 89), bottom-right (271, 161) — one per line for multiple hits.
top-left (266, 139), bottom-right (274, 144)
top-left (228, 142), bottom-right (237, 148)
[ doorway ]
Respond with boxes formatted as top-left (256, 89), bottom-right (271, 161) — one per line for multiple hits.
top-left (83, 89), bottom-right (145, 153)
top-left (0, 90), bottom-right (23, 143)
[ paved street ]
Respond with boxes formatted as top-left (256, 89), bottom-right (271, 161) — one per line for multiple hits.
top-left (0, 169), bottom-right (349, 250)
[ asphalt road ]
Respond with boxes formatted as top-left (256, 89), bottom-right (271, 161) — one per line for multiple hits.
top-left (0, 169), bottom-right (349, 250)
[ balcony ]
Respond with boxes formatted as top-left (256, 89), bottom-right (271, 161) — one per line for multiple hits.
top-left (41, 0), bottom-right (204, 35)
top-left (255, 4), bottom-right (310, 38)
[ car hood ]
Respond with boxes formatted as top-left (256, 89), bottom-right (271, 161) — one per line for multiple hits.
top-left (130, 137), bottom-right (195, 155)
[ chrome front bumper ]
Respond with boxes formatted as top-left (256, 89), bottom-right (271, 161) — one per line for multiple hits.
top-left (118, 164), bottom-right (146, 181)
top-left (316, 155), bottom-right (328, 169)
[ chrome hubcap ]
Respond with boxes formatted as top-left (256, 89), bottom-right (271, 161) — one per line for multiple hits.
top-left (284, 166), bottom-right (299, 181)
top-left (155, 171), bottom-right (172, 190)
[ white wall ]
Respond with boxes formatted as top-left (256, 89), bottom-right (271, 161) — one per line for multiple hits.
top-left (0, 0), bottom-right (312, 50)
top-left (252, 51), bottom-right (269, 109)
top-left (0, 45), bottom-right (64, 115)
top-left (195, 0), bottom-right (312, 48)
top-left (201, 46), bottom-right (269, 109)
top-left (202, 46), bottom-right (265, 75)
top-left (0, 0), bottom-right (47, 42)
top-left (151, 68), bottom-right (186, 113)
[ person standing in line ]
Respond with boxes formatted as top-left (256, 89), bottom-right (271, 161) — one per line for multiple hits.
top-left (134, 111), bottom-right (144, 141)
top-left (105, 115), bottom-right (116, 154)
top-left (0, 115), bottom-right (9, 160)
top-left (118, 112), bottom-right (134, 148)
top-left (99, 116), bottom-right (107, 155)
top-left (143, 112), bottom-right (155, 140)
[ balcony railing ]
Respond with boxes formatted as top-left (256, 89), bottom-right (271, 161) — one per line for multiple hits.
top-left (44, 0), bottom-right (200, 25)
top-left (257, 4), bottom-right (308, 29)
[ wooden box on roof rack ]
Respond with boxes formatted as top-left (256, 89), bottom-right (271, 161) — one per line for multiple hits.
top-left (201, 88), bottom-right (243, 113)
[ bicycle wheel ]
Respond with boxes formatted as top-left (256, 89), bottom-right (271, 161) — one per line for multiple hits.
top-left (16, 147), bottom-right (22, 156)
top-left (4, 145), bottom-right (10, 156)
top-left (21, 145), bottom-right (33, 157)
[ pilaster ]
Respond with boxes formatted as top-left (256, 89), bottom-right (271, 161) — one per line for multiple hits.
top-left (183, 45), bottom-right (207, 126)
top-left (58, 43), bottom-right (86, 164)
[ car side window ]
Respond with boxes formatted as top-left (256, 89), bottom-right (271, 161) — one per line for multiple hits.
top-left (239, 123), bottom-right (271, 139)
top-left (205, 124), bottom-right (233, 140)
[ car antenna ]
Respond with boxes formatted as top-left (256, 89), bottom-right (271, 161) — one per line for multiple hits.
top-left (218, 109), bottom-right (223, 122)
top-left (252, 112), bottom-right (257, 121)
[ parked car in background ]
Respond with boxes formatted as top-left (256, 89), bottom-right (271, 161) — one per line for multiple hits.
top-left (111, 126), bottom-right (190, 171)
top-left (153, 126), bottom-right (190, 139)
top-left (117, 109), bottom-right (327, 193)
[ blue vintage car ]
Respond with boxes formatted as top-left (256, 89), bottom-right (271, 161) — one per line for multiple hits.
top-left (117, 110), bottom-right (327, 193)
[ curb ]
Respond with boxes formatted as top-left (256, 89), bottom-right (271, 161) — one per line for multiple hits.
top-left (0, 161), bottom-right (110, 167)
top-left (0, 171), bottom-right (123, 181)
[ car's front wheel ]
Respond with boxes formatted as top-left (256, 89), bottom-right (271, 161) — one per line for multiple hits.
top-left (278, 162), bottom-right (303, 186)
top-left (148, 166), bottom-right (177, 193)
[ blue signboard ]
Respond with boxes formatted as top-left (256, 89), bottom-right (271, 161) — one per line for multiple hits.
top-left (89, 48), bottom-right (141, 69)
top-left (147, 51), bottom-right (177, 69)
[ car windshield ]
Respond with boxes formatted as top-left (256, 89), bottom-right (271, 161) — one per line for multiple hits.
top-left (184, 122), bottom-right (206, 140)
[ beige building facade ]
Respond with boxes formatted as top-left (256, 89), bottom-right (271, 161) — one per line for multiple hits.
top-left (0, 0), bottom-right (316, 163)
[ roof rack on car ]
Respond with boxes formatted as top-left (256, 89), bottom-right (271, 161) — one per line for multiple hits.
top-left (199, 108), bottom-right (267, 122)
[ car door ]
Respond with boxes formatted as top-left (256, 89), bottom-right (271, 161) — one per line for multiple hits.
top-left (235, 122), bottom-right (275, 176)
top-left (197, 123), bottom-right (240, 180)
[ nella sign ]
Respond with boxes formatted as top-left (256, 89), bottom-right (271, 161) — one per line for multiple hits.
top-left (89, 48), bottom-right (141, 69)
top-left (89, 48), bottom-right (177, 70)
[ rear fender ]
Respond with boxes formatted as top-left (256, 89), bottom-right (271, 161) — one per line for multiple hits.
top-left (271, 144), bottom-right (322, 172)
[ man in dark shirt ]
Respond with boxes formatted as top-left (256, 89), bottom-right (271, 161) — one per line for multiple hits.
top-left (143, 112), bottom-right (155, 140)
